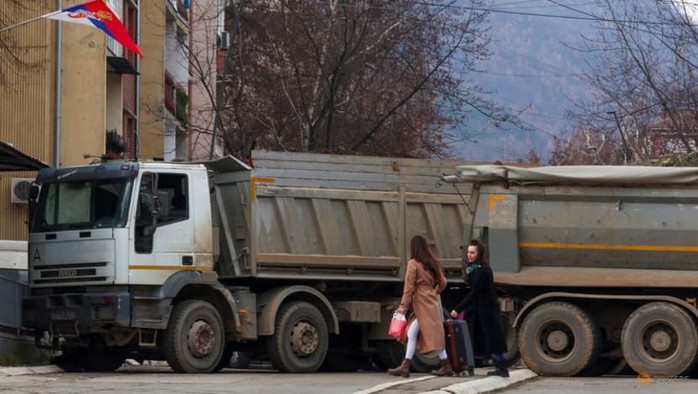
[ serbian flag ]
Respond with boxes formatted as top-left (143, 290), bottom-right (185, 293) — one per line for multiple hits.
top-left (46, 0), bottom-right (143, 58)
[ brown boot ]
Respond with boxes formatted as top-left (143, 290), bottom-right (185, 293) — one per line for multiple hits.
top-left (387, 359), bottom-right (411, 378)
top-left (431, 358), bottom-right (454, 376)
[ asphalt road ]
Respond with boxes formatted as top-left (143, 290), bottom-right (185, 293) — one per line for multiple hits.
top-left (0, 364), bottom-right (532, 394)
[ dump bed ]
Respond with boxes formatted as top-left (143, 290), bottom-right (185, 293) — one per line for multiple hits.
top-left (444, 164), bottom-right (698, 289)
top-left (207, 151), bottom-right (477, 281)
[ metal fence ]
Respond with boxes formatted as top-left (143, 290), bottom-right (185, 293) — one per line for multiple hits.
top-left (0, 270), bottom-right (26, 333)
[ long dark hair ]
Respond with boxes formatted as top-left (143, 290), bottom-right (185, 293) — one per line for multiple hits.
top-left (468, 239), bottom-right (489, 267)
top-left (410, 235), bottom-right (444, 279)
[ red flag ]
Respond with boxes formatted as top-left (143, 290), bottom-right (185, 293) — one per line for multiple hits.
top-left (46, 0), bottom-right (143, 58)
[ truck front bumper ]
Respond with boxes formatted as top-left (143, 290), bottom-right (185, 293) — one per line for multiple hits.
top-left (22, 291), bottom-right (131, 336)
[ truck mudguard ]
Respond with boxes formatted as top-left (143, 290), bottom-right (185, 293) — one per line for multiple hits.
top-left (257, 285), bottom-right (340, 336)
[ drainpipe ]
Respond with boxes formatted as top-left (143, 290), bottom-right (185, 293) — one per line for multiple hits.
top-left (135, 1), bottom-right (141, 160)
top-left (54, 0), bottom-right (62, 168)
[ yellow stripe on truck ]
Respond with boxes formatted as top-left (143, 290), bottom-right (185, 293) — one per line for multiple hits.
top-left (129, 265), bottom-right (214, 271)
top-left (519, 242), bottom-right (698, 253)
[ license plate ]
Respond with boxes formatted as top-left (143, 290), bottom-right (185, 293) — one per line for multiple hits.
top-left (51, 309), bottom-right (76, 321)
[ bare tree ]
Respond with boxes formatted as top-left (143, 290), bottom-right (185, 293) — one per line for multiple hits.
top-left (198, 0), bottom-right (523, 159)
top-left (0, 1), bottom-right (46, 88)
top-left (564, 0), bottom-right (698, 164)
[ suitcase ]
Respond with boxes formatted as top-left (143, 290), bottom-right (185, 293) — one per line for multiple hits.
top-left (443, 318), bottom-right (475, 376)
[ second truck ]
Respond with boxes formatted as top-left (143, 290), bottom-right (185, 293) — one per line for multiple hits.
top-left (444, 164), bottom-right (698, 377)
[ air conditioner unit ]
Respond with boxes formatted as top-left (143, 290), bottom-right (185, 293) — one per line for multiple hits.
top-left (217, 31), bottom-right (230, 50)
top-left (11, 178), bottom-right (33, 204)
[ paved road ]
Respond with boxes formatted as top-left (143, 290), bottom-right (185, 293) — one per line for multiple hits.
top-left (0, 365), bottom-right (533, 394)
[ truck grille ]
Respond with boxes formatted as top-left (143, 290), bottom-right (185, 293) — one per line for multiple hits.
top-left (33, 262), bottom-right (109, 285)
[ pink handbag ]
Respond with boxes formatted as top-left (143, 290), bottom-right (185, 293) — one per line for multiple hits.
top-left (388, 311), bottom-right (407, 339)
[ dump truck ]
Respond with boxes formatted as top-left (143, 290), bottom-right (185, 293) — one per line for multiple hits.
top-left (443, 164), bottom-right (698, 377)
top-left (22, 150), bottom-right (481, 373)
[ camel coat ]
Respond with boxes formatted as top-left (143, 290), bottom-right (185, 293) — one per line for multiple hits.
top-left (398, 259), bottom-right (448, 354)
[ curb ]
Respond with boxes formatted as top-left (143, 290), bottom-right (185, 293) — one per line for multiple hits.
top-left (420, 369), bottom-right (539, 394)
top-left (353, 375), bottom-right (437, 394)
top-left (0, 364), bottom-right (63, 376)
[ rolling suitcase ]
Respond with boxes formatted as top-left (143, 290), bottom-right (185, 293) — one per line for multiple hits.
top-left (443, 318), bottom-right (475, 376)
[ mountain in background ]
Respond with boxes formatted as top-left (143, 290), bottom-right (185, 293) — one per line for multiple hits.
top-left (451, 1), bottom-right (598, 163)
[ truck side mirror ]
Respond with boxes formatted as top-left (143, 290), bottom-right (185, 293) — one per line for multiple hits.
top-left (29, 184), bottom-right (40, 201)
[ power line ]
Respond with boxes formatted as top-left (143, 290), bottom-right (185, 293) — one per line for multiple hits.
top-left (472, 69), bottom-right (581, 78)
top-left (376, 1), bottom-right (698, 27)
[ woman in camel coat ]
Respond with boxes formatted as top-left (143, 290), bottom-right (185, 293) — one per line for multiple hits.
top-left (387, 235), bottom-right (452, 378)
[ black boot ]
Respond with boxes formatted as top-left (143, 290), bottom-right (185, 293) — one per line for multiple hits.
top-left (465, 365), bottom-right (475, 376)
top-left (487, 360), bottom-right (509, 377)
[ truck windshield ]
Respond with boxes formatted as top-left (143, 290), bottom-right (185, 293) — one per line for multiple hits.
top-left (32, 179), bottom-right (133, 232)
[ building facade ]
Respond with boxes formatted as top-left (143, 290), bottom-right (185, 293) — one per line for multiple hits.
top-left (0, 0), bottom-right (220, 241)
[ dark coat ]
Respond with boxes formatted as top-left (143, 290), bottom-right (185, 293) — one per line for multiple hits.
top-left (454, 264), bottom-right (507, 355)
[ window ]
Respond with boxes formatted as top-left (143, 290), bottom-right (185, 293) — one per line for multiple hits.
top-left (135, 172), bottom-right (189, 253)
top-left (156, 173), bottom-right (189, 224)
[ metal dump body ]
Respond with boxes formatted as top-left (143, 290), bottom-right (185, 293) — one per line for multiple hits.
top-left (208, 151), bottom-right (476, 281)
top-left (444, 164), bottom-right (698, 288)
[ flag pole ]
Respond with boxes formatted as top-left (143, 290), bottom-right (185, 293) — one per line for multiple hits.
top-left (0, 11), bottom-right (61, 34)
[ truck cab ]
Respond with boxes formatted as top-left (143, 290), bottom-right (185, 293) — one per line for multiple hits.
top-left (23, 160), bottom-right (232, 373)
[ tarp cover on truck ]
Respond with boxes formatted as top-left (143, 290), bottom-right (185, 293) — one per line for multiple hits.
top-left (443, 164), bottom-right (698, 185)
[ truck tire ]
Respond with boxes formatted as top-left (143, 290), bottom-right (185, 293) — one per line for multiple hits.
top-left (53, 348), bottom-right (125, 372)
top-left (375, 341), bottom-right (403, 369)
top-left (228, 351), bottom-right (253, 369)
top-left (621, 302), bottom-right (698, 377)
top-left (411, 352), bottom-right (441, 373)
top-left (267, 301), bottom-right (329, 372)
top-left (373, 340), bottom-right (440, 372)
top-left (83, 350), bottom-right (127, 372)
top-left (213, 343), bottom-right (235, 372)
top-left (164, 299), bottom-right (225, 373)
top-left (519, 301), bottom-right (601, 376)
top-left (502, 313), bottom-right (521, 367)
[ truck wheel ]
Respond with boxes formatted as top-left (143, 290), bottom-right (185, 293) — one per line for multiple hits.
top-left (373, 340), bottom-right (439, 372)
top-left (229, 351), bottom-right (253, 369)
top-left (83, 350), bottom-right (126, 372)
top-left (267, 301), bottom-right (328, 372)
top-left (52, 349), bottom-right (85, 372)
top-left (519, 301), bottom-right (601, 376)
top-left (411, 352), bottom-right (441, 373)
top-left (621, 302), bottom-right (698, 377)
top-left (213, 343), bottom-right (235, 372)
top-left (164, 299), bottom-right (225, 373)
top-left (53, 348), bottom-right (125, 372)
top-left (375, 341), bottom-right (404, 369)
top-left (502, 313), bottom-right (521, 367)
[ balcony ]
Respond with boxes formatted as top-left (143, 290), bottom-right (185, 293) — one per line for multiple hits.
top-left (165, 72), bottom-right (176, 115)
top-left (164, 72), bottom-right (188, 125)
top-left (166, 0), bottom-right (189, 35)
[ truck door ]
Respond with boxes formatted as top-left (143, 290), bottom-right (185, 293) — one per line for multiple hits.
top-left (129, 171), bottom-right (195, 284)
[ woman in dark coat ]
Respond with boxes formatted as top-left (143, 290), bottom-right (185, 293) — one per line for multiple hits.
top-left (450, 239), bottom-right (509, 377)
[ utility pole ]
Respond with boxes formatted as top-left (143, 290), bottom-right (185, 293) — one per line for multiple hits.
top-left (607, 111), bottom-right (633, 164)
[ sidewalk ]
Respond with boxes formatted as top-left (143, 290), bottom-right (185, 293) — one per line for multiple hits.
top-left (0, 364), bottom-right (63, 376)
top-left (354, 368), bottom-right (538, 394)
